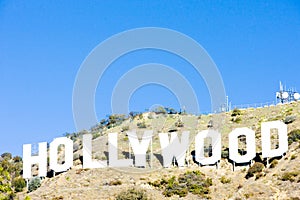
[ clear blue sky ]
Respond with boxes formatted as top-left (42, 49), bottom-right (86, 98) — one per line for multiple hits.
top-left (0, 1), bottom-right (299, 156)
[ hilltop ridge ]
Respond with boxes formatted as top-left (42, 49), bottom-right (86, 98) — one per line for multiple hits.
top-left (4, 102), bottom-right (300, 199)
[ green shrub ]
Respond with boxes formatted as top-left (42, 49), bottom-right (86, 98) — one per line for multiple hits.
top-left (137, 121), bottom-right (147, 129)
top-left (24, 196), bottom-right (31, 200)
top-left (148, 179), bottom-right (165, 189)
top-left (121, 126), bottom-right (129, 132)
top-left (149, 170), bottom-right (212, 198)
top-left (231, 116), bottom-right (242, 123)
top-left (107, 114), bottom-right (126, 128)
top-left (246, 162), bottom-right (264, 179)
top-left (28, 177), bottom-right (41, 192)
top-left (92, 132), bottom-right (100, 139)
top-left (138, 114), bottom-right (144, 119)
top-left (13, 156), bottom-right (22, 163)
top-left (244, 193), bottom-right (253, 198)
top-left (0, 153), bottom-right (25, 198)
top-left (289, 197), bottom-right (300, 200)
top-left (1, 153), bottom-right (12, 160)
top-left (52, 196), bottom-right (64, 200)
top-left (221, 149), bottom-right (229, 158)
top-left (291, 154), bottom-right (297, 160)
top-left (268, 115), bottom-right (283, 121)
top-left (220, 176), bottom-right (231, 184)
top-left (280, 171), bottom-right (299, 182)
top-left (115, 188), bottom-right (149, 200)
top-left (285, 108), bottom-right (293, 116)
top-left (109, 180), bottom-right (122, 186)
top-left (270, 160), bottom-right (278, 168)
top-left (284, 115), bottom-right (296, 124)
top-left (0, 166), bottom-right (13, 199)
top-left (147, 114), bottom-right (154, 119)
top-left (163, 183), bottom-right (188, 197)
top-left (175, 120), bottom-right (184, 127)
top-left (152, 106), bottom-right (167, 114)
top-left (288, 129), bottom-right (300, 145)
top-left (12, 177), bottom-right (26, 192)
top-left (255, 172), bottom-right (264, 180)
top-left (231, 108), bottom-right (242, 117)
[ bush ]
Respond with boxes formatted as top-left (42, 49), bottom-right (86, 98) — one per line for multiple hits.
top-left (220, 176), bottom-right (231, 184)
top-left (175, 120), bottom-right (184, 127)
top-left (137, 121), bottom-right (147, 129)
top-left (52, 196), bottom-right (64, 200)
top-left (288, 129), bottom-right (300, 145)
top-left (221, 149), bottom-right (229, 158)
top-left (163, 183), bottom-right (188, 197)
top-left (231, 116), bottom-right (242, 123)
top-left (152, 106), bottom-right (167, 114)
top-left (290, 197), bottom-right (300, 200)
top-left (28, 177), bottom-right (41, 192)
top-left (24, 196), bottom-right (31, 200)
top-left (121, 126), bottom-right (129, 132)
top-left (109, 180), bottom-right (122, 186)
top-left (92, 132), bottom-right (100, 140)
top-left (255, 172), bottom-right (264, 180)
top-left (165, 107), bottom-right (178, 114)
top-left (0, 153), bottom-right (24, 198)
top-left (138, 114), bottom-right (144, 119)
top-left (270, 160), bottom-right (278, 168)
top-left (231, 108), bottom-right (242, 117)
top-left (285, 108), bottom-right (293, 115)
top-left (115, 188), bottom-right (149, 200)
top-left (13, 156), bottom-right (22, 163)
top-left (12, 177), bottom-right (26, 192)
top-left (149, 170), bottom-right (212, 198)
top-left (280, 171), bottom-right (299, 182)
top-left (107, 114), bottom-right (126, 128)
top-left (1, 153), bottom-right (12, 160)
top-left (246, 162), bottom-right (264, 179)
top-left (291, 154), bottom-right (297, 160)
top-left (284, 115), bottom-right (296, 124)
top-left (147, 114), bottom-right (154, 119)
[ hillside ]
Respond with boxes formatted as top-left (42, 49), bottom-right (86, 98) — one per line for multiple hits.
top-left (10, 102), bottom-right (300, 199)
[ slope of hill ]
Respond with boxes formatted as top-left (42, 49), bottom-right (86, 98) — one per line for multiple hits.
top-left (15, 102), bottom-right (300, 199)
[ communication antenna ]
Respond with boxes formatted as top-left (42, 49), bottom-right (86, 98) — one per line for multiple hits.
top-left (294, 93), bottom-right (300, 100)
top-left (276, 81), bottom-right (299, 103)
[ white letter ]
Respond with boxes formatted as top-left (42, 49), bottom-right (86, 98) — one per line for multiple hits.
top-left (261, 121), bottom-right (288, 158)
top-left (109, 133), bottom-right (133, 167)
top-left (195, 130), bottom-right (221, 165)
top-left (83, 134), bottom-right (107, 168)
top-left (23, 142), bottom-right (47, 179)
top-left (159, 131), bottom-right (189, 167)
top-left (229, 128), bottom-right (256, 163)
top-left (128, 130), bottom-right (153, 167)
top-left (50, 137), bottom-right (73, 173)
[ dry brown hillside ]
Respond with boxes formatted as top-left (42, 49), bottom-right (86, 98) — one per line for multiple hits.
top-left (18, 102), bottom-right (300, 200)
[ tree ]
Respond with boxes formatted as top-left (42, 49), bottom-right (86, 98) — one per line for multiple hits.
top-left (28, 177), bottom-right (41, 192)
top-left (1, 153), bottom-right (12, 160)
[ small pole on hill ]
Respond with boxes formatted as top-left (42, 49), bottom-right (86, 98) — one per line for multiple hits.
top-left (129, 142), bottom-right (131, 160)
top-left (26, 179), bottom-right (29, 191)
top-left (150, 138), bottom-right (153, 168)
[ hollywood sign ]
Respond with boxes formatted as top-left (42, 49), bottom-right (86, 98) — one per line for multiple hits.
top-left (23, 121), bottom-right (288, 179)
